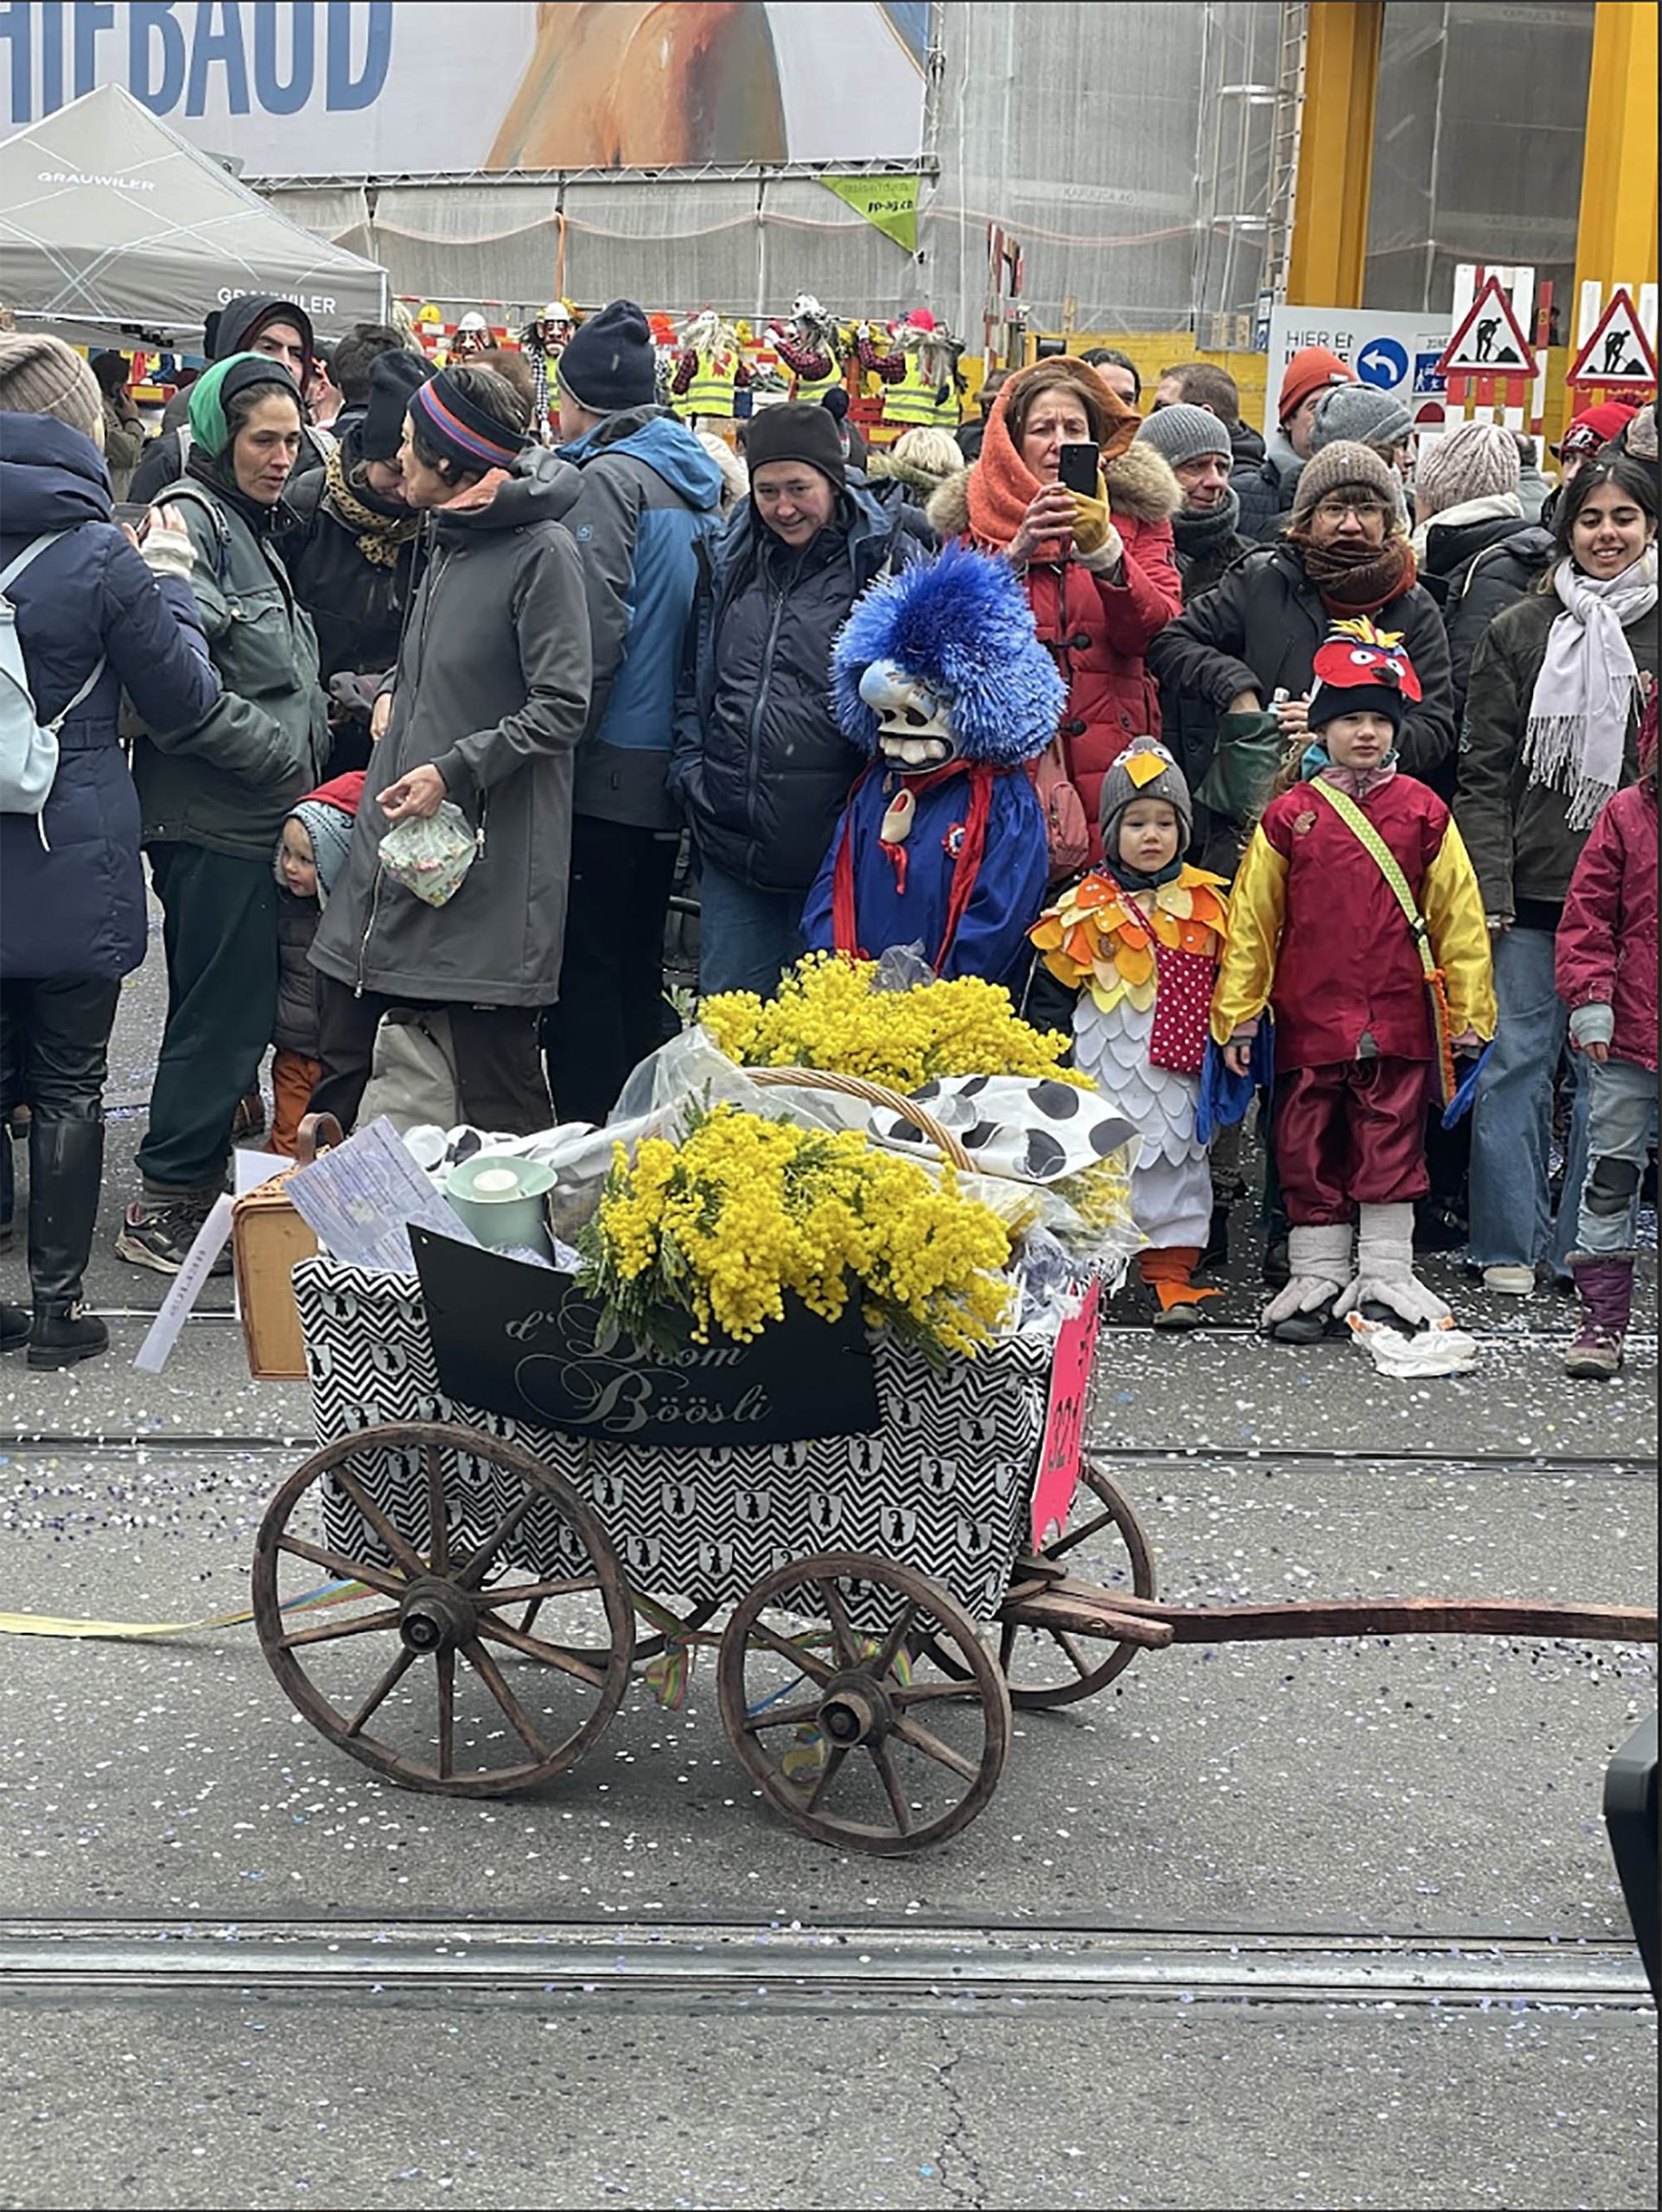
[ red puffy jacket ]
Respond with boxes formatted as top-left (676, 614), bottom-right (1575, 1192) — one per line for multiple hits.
top-left (931, 440), bottom-right (1182, 862)
top-left (1555, 777), bottom-right (1658, 1071)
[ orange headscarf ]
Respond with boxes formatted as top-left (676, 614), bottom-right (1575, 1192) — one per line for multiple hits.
top-left (965, 359), bottom-right (1140, 550)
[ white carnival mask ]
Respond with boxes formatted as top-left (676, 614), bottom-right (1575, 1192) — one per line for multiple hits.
top-left (859, 658), bottom-right (958, 771)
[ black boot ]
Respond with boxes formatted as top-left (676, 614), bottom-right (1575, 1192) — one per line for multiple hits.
top-left (0, 1121), bottom-right (13, 1253)
top-left (0, 1301), bottom-right (28, 1353)
top-left (26, 1118), bottom-right (109, 1370)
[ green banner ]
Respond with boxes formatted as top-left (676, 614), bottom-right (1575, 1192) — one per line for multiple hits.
top-left (823, 174), bottom-right (920, 255)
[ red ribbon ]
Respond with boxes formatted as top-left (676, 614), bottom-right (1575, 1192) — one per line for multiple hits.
top-left (831, 761), bottom-right (998, 976)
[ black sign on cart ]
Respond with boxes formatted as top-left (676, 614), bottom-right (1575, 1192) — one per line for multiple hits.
top-left (411, 1228), bottom-right (881, 1446)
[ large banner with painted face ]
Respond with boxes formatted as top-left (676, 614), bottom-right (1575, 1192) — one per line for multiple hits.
top-left (0, 2), bottom-right (931, 177)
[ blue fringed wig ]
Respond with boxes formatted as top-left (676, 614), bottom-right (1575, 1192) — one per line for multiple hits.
top-left (803, 546), bottom-right (1065, 986)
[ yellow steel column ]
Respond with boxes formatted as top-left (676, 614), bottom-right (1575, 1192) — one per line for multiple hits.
top-left (1286, 2), bottom-right (1385, 308)
top-left (1572, 1), bottom-right (1659, 301)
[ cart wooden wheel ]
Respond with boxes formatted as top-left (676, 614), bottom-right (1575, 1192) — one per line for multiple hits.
top-left (717, 1552), bottom-right (1012, 1855)
top-left (252, 1422), bottom-right (634, 1797)
top-left (915, 1458), bottom-right (1156, 1709)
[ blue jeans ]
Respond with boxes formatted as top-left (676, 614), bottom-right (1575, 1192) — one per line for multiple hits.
top-left (696, 859), bottom-right (807, 1000)
top-left (1467, 925), bottom-right (1591, 1274)
top-left (1572, 1056), bottom-right (1655, 1256)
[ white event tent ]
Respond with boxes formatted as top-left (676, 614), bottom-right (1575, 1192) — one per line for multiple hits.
top-left (0, 84), bottom-right (387, 347)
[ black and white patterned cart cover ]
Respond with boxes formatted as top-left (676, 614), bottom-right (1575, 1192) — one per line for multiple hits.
top-left (296, 1256), bottom-right (1054, 1623)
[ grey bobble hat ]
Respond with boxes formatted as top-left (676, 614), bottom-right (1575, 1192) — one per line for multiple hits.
top-left (1098, 737), bottom-right (1194, 849)
top-left (1289, 439), bottom-right (1404, 528)
top-left (0, 332), bottom-right (103, 447)
top-left (1309, 381), bottom-right (1414, 455)
top-left (1135, 402), bottom-right (1232, 470)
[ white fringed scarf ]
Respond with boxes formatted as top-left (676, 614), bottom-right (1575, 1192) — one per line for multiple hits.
top-left (1523, 545), bottom-right (1658, 829)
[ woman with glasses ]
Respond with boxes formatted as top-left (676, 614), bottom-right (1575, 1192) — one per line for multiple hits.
top-left (1146, 439), bottom-right (1455, 787)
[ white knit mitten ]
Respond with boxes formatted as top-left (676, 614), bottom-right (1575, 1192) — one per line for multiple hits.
top-left (139, 523), bottom-right (194, 582)
top-left (1261, 1223), bottom-right (1353, 1329)
top-left (1334, 1202), bottom-right (1452, 1328)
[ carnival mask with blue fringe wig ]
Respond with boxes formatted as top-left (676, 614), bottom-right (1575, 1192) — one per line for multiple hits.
top-left (831, 543), bottom-right (1066, 774)
top-left (806, 546), bottom-right (1064, 985)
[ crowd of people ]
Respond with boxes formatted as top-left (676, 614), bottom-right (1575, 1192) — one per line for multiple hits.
top-left (0, 298), bottom-right (1654, 1384)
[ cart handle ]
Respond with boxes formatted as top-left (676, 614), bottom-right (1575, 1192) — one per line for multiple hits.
top-left (745, 1065), bottom-right (976, 1172)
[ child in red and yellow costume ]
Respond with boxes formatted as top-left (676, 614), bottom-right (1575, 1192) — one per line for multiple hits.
top-left (1033, 740), bottom-right (1229, 1326)
top-left (1213, 621), bottom-right (1495, 1340)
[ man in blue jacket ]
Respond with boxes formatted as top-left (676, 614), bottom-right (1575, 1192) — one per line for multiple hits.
top-left (541, 301), bottom-right (725, 1124)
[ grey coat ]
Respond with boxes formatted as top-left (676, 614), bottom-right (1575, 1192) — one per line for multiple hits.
top-left (309, 452), bottom-right (593, 1008)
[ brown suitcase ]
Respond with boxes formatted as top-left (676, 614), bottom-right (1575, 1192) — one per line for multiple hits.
top-left (231, 1113), bottom-right (341, 1382)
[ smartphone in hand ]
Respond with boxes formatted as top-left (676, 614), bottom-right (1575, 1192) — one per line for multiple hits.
top-left (112, 502), bottom-right (152, 531)
top-left (1057, 442), bottom-right (1100, 497)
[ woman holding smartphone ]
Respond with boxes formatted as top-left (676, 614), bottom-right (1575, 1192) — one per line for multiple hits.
top-left (927, 357), bottom-right (1183, 863)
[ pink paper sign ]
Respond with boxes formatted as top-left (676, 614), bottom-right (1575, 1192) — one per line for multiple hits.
top-left (1030, 1279), bottom-right (1102, 1548)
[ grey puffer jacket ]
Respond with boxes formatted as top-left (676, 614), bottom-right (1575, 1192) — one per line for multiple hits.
top-left (131, 474), bottom-right (327, 861)
top-left (273, 887), bottom-right (323, 1056)
top-left (309, 451), bottom-right (593, 1008)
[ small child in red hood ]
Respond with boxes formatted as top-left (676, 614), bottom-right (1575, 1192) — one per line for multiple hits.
top-left (271, 772), bottom-right (364, 1155)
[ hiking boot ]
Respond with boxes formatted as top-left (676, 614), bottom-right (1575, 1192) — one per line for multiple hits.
top-left (1563, 1251), bottom-right (1635, 1380)
top-left (116, 1197), bottom-right (232, 1277)
top-left (28, 1303), bottom-right (109, 1370)
top-left (0, 1301), bottom-right (29, 1354)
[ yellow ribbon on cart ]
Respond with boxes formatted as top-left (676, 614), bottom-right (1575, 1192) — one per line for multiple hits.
top-left (0, 1580), bottom-right (361, 1642)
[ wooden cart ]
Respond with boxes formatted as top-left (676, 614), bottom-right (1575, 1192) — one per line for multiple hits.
top-left (252, 1268), bottom-right (1656, 1856)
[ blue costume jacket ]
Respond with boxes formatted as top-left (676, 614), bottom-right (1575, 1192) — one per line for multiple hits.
top-left (802, 761), bottom-right (1048, 989)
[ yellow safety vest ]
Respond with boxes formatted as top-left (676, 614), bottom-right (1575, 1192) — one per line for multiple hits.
top-left (793, 366), bottom-right (842, 405)
top-left (682, 349), bottom-right (740, 419)
top-left (881, 353), bottom-right (958, 429)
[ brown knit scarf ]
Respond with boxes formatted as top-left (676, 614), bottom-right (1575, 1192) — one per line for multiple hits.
top-left (325, 444), bottom-right (422, 569)
top-left (1289, 530), bottom-right (1417, 615)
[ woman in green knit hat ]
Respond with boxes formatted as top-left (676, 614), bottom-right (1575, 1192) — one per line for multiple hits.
top-left (118, 353), bottom-right (328, 1277)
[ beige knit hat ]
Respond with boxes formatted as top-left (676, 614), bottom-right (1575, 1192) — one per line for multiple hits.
top-left (0, 332), bottom-right (104, 447)
top-left (1290, 438), bottom-right (1404, 529)
top-left (1412, 420), bottom-right (1519, 521)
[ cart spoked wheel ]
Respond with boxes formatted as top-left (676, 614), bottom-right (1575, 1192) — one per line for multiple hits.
top-left (252, 1422), bottom-right (634, 1797)
top-left (717, 1552), bottom-right (1012, 1855)
top-left (916, 1459), bottom-right (1156, 1709)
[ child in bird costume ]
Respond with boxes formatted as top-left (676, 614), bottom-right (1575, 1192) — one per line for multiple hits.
top-left (803, 544), bottom-right (1064, 988)
top-left (1032, 740), bottom-right (1231, 1325)
top-left (1212, 620), bottom-right (1495, 1340)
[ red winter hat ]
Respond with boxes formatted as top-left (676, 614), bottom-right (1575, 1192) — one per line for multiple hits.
top-left (1554, 400), bottom-right (1638, 460)
top-left (1278, 346), bottom-right (1355, 423)
top-left (905, 307), bottom-right (938, 332)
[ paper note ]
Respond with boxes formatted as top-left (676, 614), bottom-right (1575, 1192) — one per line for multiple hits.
top-left (132, 1192), bottom-right (236, 1372)
top-left (284, 1116), bottom-right (477, 1274)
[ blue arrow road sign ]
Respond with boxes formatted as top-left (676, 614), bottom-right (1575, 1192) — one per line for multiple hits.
top-left (1355, 337), bottom-right (1410, 390)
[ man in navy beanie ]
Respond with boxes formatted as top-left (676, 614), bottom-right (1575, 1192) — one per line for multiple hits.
top-left (542, 301), bottom-right (728, 1124)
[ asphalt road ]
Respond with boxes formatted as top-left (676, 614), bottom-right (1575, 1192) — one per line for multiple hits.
top-left (0, 931), bottom-right (1654, 2210)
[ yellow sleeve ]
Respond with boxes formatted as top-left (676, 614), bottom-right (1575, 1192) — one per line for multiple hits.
top-left (1422, 817), bottom-right (1497, 1039)
top-left (1210, 826), bottom-right (1287, 1042)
